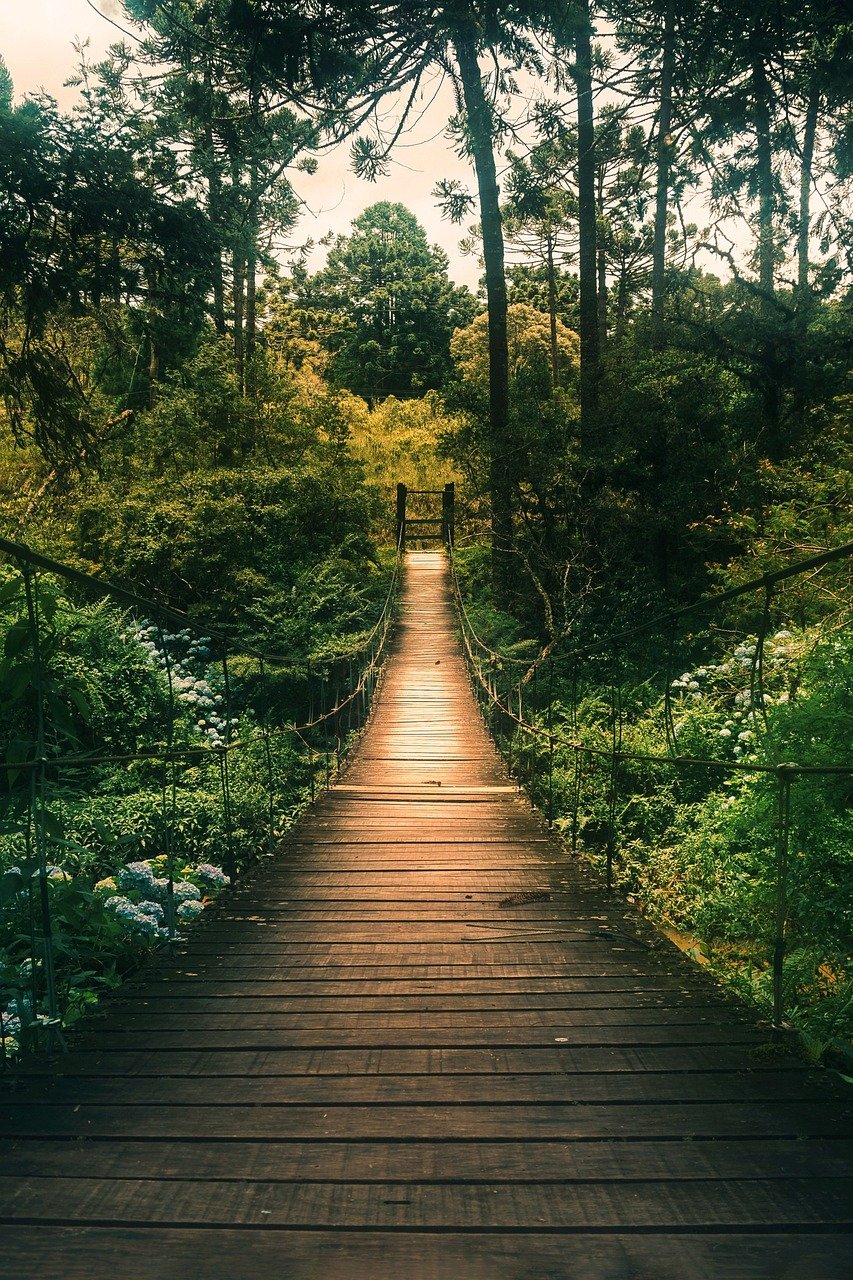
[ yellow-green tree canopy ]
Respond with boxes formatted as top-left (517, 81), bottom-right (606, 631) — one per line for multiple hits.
top-left (450, 303), bottom-right (579, 396)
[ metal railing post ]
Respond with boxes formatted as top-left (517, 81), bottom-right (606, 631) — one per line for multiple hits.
top-left (21, 564), bottom-right (62, 1051)
top-left (442, 482), bottom-right (455, 546)
top-left (396, 483), bottom-right (407, 551)
top-left (772, 766), bottom-right (795, 1035)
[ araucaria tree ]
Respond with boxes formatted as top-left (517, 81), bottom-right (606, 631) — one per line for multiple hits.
top-left (297, 203), bottom-right (474, 403)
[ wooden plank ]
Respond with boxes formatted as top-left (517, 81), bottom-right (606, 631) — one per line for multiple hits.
top-left (98, 977), bottom-right (727, 999)
top-left (84, 1005), bottom-right (752, 1029)
top-left (169, 943), bottom-right (664, 960)
top-left (1, 1175), bottom-right (850, 1229)
top-left (4, 1069), bottom-right (837, 1108)
top-left (12, 1043), bottom-right (805, 1078)
top-left (152, 961), bottom-right (695, 980)
top-left (2, 1101), bottom-right (849, 1141)
top-left (101, 994), bottom-right (728, 1015)
top-left (3, 1137), bottom-right (848, 1183)
top-left (3, 548), bottom-right (850, 1279)
top-left (3, 1229), bottom-right (849, 1280)
top-left (75, 1024), bottom-right (771, 1050)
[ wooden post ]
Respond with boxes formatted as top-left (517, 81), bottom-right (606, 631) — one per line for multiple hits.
top-left (396, 483), bottom-right (407, 550)
top-left (442, 482), bottom-right (455, 546)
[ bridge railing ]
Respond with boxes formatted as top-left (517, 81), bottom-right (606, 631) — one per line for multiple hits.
top-left (0, 530), bottom-right (403, 1063)
top-left (449, 536), bottom-right (853, 1038)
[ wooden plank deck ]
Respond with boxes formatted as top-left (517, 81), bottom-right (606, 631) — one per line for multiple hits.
top-left (1, 550), bottom-right (850, 1279)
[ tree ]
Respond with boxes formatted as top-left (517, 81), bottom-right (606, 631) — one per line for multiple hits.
top-left (297, 202), bottom-right (475, 402)
top-left (503, 148), bottom-right (577, 387)
top-left (125, 0), bottom-right (316, 391)
top-left (451, 303), bottom-right (580, 396)
top-left (573, 0), bottom-right (600, 450)
top-left (0, 56), bottom-right (12, 113)
top-left (447, 301), bottom-right (583, 577)
top-left (0, 63), bottom-right (213, 468)
top-left (506, 263), bottom-right (580, 333)
top-left (606, 0), bottom-right (682, 343)
top-left (651, 1), bottom-right (676, 340)
top-left (212, 0), bottom-right (575, 586)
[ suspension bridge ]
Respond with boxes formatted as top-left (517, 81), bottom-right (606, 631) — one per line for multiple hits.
top-left (0, 511), bottom-right (851, 1276)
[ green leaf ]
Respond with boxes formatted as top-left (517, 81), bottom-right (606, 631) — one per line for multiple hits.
top-left (4, 620), bottom-right (32, 659)
top-left (1, 660), bottom-right (39, 702)
top-left (41, 809), bottom-right (64, 840)
top-left (0, 579), bottom-right (23, 609)
top-left (47, 701), bottom-right (79, 741)
top-left (0, 868), bottom-right (25, 906)
top-left (66, 685), bottom-right (92, 723)
top-left (5, 737), bottom-right (37, 788)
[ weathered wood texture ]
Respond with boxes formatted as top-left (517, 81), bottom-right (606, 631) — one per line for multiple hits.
top-left (1, 551), bottom-right (850, 1279)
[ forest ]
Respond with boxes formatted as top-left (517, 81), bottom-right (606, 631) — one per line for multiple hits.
top-left (0, 2), bottom-right (850, 1062)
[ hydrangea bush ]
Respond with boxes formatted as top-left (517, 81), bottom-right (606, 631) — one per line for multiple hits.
top-left (97, 857), bottom-right (229, 938)
top-left (547, 623), bottom-right (852, 1054)
top-left (133, 623), bottom-right (236, 749)
top-left (1, 855), bottom-right (230, 1060)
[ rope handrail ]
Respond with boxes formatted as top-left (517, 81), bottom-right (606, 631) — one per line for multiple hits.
top-left (0, 525), bottom-right (405, 1063)
top-left (449, 536), bottom-right (853, 779)
top-left (451, 536), bottom-right (853, 711)
top-left (0, 528), bottom-right (405, 768)
top-left (0, 532), bottom-right (402, 672)
top-left (453, 536), bottom-right (853, 689)
top-left (448, 533), bottom-right (853, 1037)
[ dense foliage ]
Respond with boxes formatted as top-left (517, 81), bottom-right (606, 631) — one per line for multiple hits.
top-left (1, 1), bottom-right (851, 1058)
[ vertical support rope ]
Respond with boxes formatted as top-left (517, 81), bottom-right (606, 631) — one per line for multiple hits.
top-left (663, 619), bottom-right (678, 754)
top-left (547, 657), bottom-right (555, 829)
top-left (754, 584), bottom-right (774, 736)
top-left (570, 659), bottom-right (581, 852)
top-left (606, 643), bottom-right (622, 893)
top-left (25, 767), bottom-right (38, 1047)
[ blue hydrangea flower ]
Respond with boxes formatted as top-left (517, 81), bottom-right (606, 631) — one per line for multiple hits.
top-left (1, 1007), bottom-right (22, 1038)
top-left (177, 899), bottom-right (204, 922)
top-left (117, 861), bottom-right (158, 895)
top-left (172, 881), bottom-right (201, 904)
top-left (193, 863), bottom-right (230, 889)
top-left (105, 894), bottom-right (167, 937)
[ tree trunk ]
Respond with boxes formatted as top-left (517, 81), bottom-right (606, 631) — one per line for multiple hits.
top-left (245, 236), bottom-right (257, 365)
top-left (797, 85), bottom-right (820, 295)
top-left (147, 268), bottom-right (160, 408)
top-left (546, 230), bottom-right (559, 388)
top-left (245, 164), bottom-right (259, 400)
top-left (147, 335), bottom-right (159, 409)
top-left (452, 30), bottom-right (512, 589)
top-left (750, 33), bottom-right (780, 455)
top-left (750, 39), bottom-right (775, 299)
top-left (651, 0), bottom-right (675, 344)
top-left (204, 70), bottom-right (227, 337)
top-left (232, 245), bottom-right (245, 394)
top-left (231, 156), bottom-right (246, 393)
top-left (615, 258), bottom-right (629, 341)
top-left (575, 0), bottom-right (599, 455)
top-left (597, 244), bottom-right (608, 345)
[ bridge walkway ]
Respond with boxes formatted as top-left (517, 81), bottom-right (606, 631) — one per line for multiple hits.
top-left (0, 551), bottom-right (850, 1278)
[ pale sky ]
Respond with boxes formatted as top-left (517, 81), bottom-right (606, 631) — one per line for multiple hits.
top-left (1, 0), bottom-right (482, 287)
top-left (2, 0), bottom-right (756, 294)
